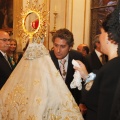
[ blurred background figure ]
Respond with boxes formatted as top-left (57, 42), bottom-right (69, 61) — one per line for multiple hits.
top-left (0, 30), bottom-right (13, 89)
top-left (7, 39), bottom-right (22, 69)
top-left (77, 44), bottom-right (89, 57)
top-left (85, 35), bottom-right (108, 73)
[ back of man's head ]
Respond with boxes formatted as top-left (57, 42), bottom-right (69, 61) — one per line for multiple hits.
top-left (77, 44), bottom-right (87, 52)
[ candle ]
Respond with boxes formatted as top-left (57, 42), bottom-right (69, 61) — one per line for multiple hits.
top-left (54, 5), bottom-right (57, 12)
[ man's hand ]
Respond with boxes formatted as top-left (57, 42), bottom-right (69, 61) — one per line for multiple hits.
top-left (79, 103), bottom-right (87, 115)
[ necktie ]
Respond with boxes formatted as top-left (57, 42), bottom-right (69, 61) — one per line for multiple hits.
top-left (60, 59), bottom-right (66, 80)
top-left (100, 54), bottom-right (106, 65)
top-left (4, 54), bottom-right (12, 69)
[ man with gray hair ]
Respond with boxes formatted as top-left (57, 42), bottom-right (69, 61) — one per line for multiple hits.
top-left (0, 30), bottom-right (13, 89)
top-left (85, 34), bottom-right (107, 73)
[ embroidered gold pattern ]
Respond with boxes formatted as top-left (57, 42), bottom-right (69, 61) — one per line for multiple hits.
top-left (55, 71), bottom-right (60, 77)
top-left (41, 93), bottom-right (82, 120)
top-left (36, 98), bottom-right (41, 105)
top-left (33, 79), bottom-right (40, 86)
top-left (0, 85), bottom-right (83, 120)
top-left (50, 114), bottom-right (62, 120)
top-left (0, 84), bottom-right (28, 120)
top-left (27, 115), bottom-right (37, 120)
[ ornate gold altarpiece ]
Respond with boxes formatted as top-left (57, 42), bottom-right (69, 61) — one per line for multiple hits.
top-left (13, 0), bottom-right (49, 52)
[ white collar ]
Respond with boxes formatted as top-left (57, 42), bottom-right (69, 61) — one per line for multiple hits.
top-left (95, 49), bottom-right (102, 58)
top-left (58, 54), bottom-right (69, 62)
top-left (0, 50), bottom-right (6, 56)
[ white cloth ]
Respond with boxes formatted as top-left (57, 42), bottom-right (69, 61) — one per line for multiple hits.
top-left (0, 43), bottom-right (83, 120)
top-left (95, 49), bottom-right (102, 63)
top-left (70, 59), bottom-right (82, 90)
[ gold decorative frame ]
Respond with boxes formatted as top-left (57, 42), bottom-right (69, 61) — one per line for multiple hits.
top-left (17, 0), bottom-right (49, 44)
top-left (22, 10), bottom-right (41, 42)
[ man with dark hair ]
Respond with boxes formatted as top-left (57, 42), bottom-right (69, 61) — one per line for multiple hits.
top-left (50, 28), bottom-right (90, 105)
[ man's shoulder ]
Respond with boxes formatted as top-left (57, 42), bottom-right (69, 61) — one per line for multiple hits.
top-left (49, 50), bottom-right (54, 56)
top-left (69, 49), bottom-right (82, 55)
top-left (49, 50), bottom-right (57, 61)
top-left (0, 52), bottom-right (4, 58)
top-left (69, 49), bottom-right (83, 59)
top-left (86, 50), bottom-right (96, 57)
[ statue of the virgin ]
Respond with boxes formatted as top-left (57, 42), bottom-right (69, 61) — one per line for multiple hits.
top-left (0, 1), bottom-right (83, 120)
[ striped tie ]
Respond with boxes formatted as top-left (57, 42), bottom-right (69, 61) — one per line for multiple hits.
top-left (100, 54), bottom-right (106, 65)
top-left (4, 54), bottom-right (12, 69)
top-left (60, 59), bottom-right (66, 80)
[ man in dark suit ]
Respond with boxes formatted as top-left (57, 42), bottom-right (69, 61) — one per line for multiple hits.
top-left (49, 28), bottom-right (90, 105)
top-left (0, 30), bottom-right (13, 89)
top-left (85, 34), bottom-right (107, 73)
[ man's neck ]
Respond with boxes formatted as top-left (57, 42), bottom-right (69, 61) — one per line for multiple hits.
top-left (95, 48), bottom-right (102, 53)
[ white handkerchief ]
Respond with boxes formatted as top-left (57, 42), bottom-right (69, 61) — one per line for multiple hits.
top-left (70, 59), bottom-right (82, 90)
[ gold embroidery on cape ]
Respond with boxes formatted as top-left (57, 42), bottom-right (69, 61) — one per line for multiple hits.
top-left (0, 86), bottom-right (83, 120)
top-left (33, 79), bottom-right (40, 86)
top-left (42, 93), bottom-right (81, 120)
top-left (36, 98), bottom-right (41, 105)
top-left (50, 114), bottom-right (62, 120)
top-left (27, 115), bottom-right (37, 120)
top-left (0, 84), bottom-right (43, 120)
top-left (0, 84), bottom-right (28, 119)
top-left (55, 71), bottom-right (60, 77)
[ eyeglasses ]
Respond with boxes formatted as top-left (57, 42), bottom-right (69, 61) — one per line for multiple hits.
top-left (0, 38), bottom-right (10, 42)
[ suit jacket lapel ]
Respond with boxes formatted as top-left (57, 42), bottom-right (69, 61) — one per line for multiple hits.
top-left (92, 51), bottom-right (102, 66)
top-left (65, 54), bottom-right (74, 82)
top-left (50, 52), bottom-right (61, 74)
top-left (0, 52), bottom-right (12, 70)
